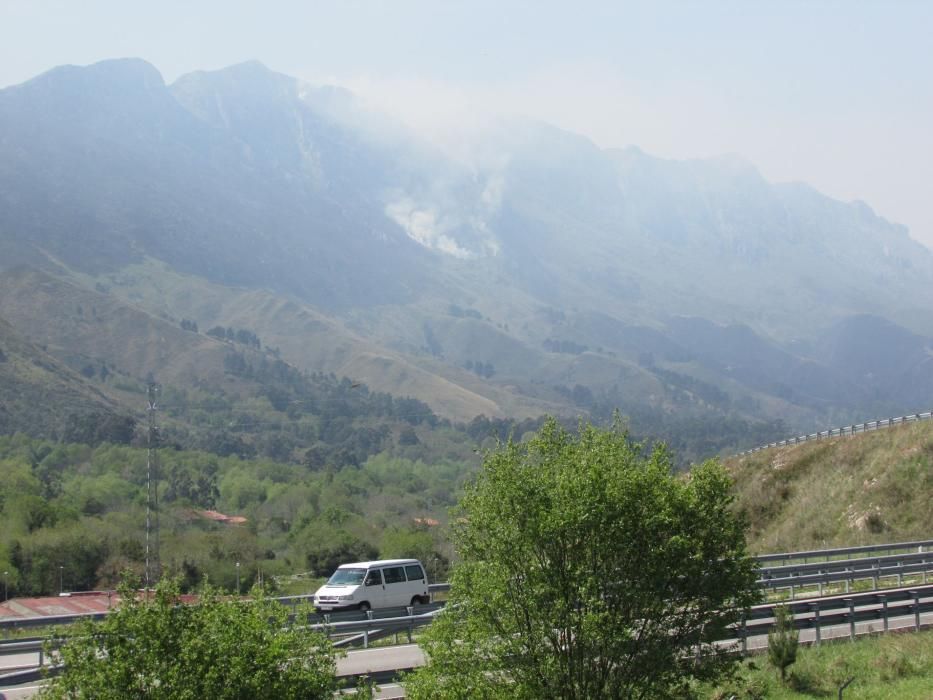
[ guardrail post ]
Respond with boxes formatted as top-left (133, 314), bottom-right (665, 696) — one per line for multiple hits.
top-left (407, 605), bottom-right (414, 643)
top-left (897, 561), bottom-right (903, 587)
top-left (845, 598), bottom-right (855, 640)
top-left (878, 595), bottom-right (888, 633)
top-left (361, 610), bottom-right (374, 649)
top-left (811, 604), bottom-right (821, 645)
top-left (39, 646), bottom-right (44, 667)
top-left (324, 613), bottom-right (331, 639)
top-left (844, 571), bottom-right (850, 594)
top-left (818, 573), bottom-right (824, 597)
top-left (739, 613), bottom-right (747, 654)
top-left (911, 590), bottom-right (921, 631)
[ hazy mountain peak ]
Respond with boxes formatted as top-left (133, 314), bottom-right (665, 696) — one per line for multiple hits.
top-left (15, 57), bottom-right (165, 95)
top-left (171, 60), bottom-right (297, 107)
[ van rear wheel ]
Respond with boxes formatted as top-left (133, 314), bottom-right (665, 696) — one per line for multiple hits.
top-left (411, 596), bottom-right (426, 606)
top-left (358, 602), bottom-right (371, 612)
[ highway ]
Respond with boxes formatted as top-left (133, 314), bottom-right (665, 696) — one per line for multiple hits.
top-left (0, 643), bottom-right (426, 698)
top-left (3, 539), bottom-right (931, 698)
top-left (3, 607), bottom-right (931, 699)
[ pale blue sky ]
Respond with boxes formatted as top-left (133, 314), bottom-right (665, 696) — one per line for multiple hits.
top-left (2, 0), bottom-right (931, 246)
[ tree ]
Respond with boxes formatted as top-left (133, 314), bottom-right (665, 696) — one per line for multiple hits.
top-left (398, 426), bottom-right (420, 446)
top-left (40, 576), bottom-right (336, 699)
top-left (405, 418), bottom-right (759, 699)
top-left (767, 604), bottom-right (799, 684)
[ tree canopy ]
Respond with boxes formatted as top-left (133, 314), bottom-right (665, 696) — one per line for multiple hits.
top-left (39, 577), bottom-right (336, 699)
top-left (405, 418), bottom-right (760, 699)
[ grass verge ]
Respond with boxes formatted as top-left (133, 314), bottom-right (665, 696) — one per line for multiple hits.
top-left (700, 628), bottom-right (933, 699)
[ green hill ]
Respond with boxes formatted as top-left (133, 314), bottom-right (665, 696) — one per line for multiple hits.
top-left (726, 421), bottom-right (933, 553)
top-left (0, 315), bottom-right (121, 438)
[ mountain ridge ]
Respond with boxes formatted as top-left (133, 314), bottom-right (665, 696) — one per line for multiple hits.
top-left (3, 58), bottom-right (933, 449)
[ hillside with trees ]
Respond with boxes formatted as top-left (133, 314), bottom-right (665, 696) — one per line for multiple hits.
top-left (0, 433), bottom-right (469, 597)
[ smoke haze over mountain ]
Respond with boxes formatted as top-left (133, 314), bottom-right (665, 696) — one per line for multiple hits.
top-left (1, 1), bottom-right (931, 248)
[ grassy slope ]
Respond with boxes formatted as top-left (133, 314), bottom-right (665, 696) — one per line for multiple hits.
top-left (0, 316), bottom-right (117, 436)
top-left (719, 427), bottom-right (933, 698)
top-left (703, 629), bottom-right (933, 699)
top-left (72, 260), bottom-right (561, 422)
top-left (0, 266), bottom-right (232, 387)
top-left (725, 421), bottom-right (933, 554)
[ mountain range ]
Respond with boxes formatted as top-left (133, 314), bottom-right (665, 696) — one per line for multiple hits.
top-left (2, 58), bottom-right (933, 452)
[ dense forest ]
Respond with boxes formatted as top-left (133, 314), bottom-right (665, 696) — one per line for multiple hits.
top-left (0, 434), bottom-right (469, 597)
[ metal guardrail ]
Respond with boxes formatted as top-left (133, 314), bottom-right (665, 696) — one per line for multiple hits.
top-left (3, 586), bottom-right (931, 688)
top-left (275, 582), bottom-right (450, 609)
top-left (760, 549), bottom-right (933, 577)
top-left (759, 552), bottom-right (933, 597)
top-left (734, 584), bottom-right (933, 652)
top-left (0, 606), bottom-right (445, 677)
top-left (0, 584), bottom-right (452, 634)
top-left (755, 538), bottom-right (933, 565)
top-left (0, 610), bottom-right (109, 634)
top-left (286, 601), bottom-right (445, 645)
top-left (737, 410), bottom-right (933, 456)
top-left (312, 605), bottom-right (443, 649)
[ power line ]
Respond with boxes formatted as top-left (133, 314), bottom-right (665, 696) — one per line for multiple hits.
top-left (145, 382), bottom-right (161, 588)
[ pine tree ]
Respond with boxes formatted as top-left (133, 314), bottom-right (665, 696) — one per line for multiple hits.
top-left (768, 604), bottom-right (799, 684)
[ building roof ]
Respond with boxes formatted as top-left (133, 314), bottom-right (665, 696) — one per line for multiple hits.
top-left (0, 591), bottom-right (116, 621)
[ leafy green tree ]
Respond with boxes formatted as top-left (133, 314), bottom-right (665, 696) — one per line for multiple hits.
top-left (380, 526), bottom-right (438, 566)
top-left (40, 576), bottom-right (336, 699)
top-left (767, 604), bottom-right (799, 684)
top-left (303, 530), bottom-right (378, 577)
top-left (405, 418), bottom-right (759, 699)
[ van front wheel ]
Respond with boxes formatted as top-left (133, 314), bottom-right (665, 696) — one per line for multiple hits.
top-left (358, 602), bottom-right (371, 613)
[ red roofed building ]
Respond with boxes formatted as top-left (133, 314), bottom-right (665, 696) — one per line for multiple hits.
top-left (0, 591), bottom-right (116, 621)
top-left (194, 509), bottom-right (248, 525)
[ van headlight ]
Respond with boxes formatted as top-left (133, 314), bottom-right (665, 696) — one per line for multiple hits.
top-left (336, 595), bottom-right (354, 601)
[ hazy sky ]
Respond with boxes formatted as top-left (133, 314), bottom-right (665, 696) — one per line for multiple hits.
top-left (2, 0), bottom-right (931, 247)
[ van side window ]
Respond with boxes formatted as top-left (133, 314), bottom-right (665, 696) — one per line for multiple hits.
top-left (365, 570), bottom-right (383, 586)
top-left (405, 564), bottom-right (424, 582)
top-left (383, 566), bottom-right (406, 584)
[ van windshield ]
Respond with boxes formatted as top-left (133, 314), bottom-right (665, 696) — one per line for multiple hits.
top-left (327, 568), bottom-right (366, 586)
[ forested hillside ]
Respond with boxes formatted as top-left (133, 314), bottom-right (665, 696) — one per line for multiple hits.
top-left (0, 433), bottom-right (469, 597)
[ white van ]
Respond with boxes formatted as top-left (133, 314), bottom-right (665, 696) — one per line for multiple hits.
top-left (312, 559), bottom-right (429, 612)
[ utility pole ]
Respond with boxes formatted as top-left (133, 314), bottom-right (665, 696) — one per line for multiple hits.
top-left (145, 383), bottom-right (161, 589)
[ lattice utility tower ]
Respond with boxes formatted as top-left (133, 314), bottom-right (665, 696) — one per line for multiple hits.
top-left (145, 382), bottom-right (161, 587)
